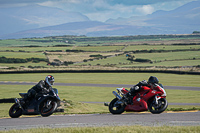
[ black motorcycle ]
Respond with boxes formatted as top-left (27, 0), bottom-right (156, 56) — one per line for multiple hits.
top-left (9, 88), bottom-right (61, 118)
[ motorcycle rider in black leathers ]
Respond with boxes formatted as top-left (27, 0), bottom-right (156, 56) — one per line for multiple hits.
top-left (23, 75), bottom-right (55, 105)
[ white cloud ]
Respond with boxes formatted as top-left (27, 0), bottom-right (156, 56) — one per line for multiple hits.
top-left (136, 5), bottom-right (155, 15)
top-left (1, 0), bottom-right (197, 21)
top-left (38, 0), bottom-right (194, 21)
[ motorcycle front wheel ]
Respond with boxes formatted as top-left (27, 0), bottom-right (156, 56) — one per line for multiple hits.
top-left (40, 99), bottom-right (57, 117)
top-left (148, 98), bottom-right (168, 114)
top-left (9, 103), bottom-right (22, 118)
top-left (109, 98), bottom-right (125, 114)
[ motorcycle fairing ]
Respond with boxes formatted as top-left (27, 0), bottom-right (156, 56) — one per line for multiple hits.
top-left (125, 99), bottom-right (148, 112)
top-left (18, 88), bottom-right (60, 115)
top-left (124, 86), bottom-right (163, 112)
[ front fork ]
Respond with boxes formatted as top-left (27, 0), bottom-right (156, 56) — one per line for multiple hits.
top-left (155, 96), bottom-right (161, 105)
top-left (15, 98), bottom-right (24, 111)
top-left (152, 95), bottom-right (164, 109)
top-left (46, 100), bottom-right (52, 108)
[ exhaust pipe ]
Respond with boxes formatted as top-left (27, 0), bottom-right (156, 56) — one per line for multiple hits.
top-left (112, 91), bottom-right (122, 100)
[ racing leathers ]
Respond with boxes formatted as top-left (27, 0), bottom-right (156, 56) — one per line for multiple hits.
top-left (23, 80), bottom-right (51, 104)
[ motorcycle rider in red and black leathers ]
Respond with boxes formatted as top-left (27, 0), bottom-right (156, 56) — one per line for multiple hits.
top-left (127, 76), bottom-right (166, 104)
top-left (23, 75), bottom-right (55, 105)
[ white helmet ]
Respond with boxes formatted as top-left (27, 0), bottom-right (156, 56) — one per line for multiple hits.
top-left (45, 75), bottom-right (54, 87)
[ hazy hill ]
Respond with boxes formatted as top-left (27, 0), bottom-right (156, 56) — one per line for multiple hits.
top-left (106, 1), bottom-right (200, 33)
top-left (0, 4), bottom-right (90, 36)
top-left (0, 1), bottom-right (199, 39)
top-left (1, 21), bottom-right (167, 39)
top-left (146, 1), bottom-right (200, 25)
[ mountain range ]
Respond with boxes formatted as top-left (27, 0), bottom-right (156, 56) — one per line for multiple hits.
top-left (0, 1), bottom-right (199, 39)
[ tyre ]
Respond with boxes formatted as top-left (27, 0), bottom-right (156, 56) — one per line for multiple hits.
top-left (109, 98), bottom-right (125, 114)
top-left (9, 103), bottom-right (22, 118)
top-left (40, 99), bottom-right (57, 117)
top-left (148, 98), bottom-right (168, 114)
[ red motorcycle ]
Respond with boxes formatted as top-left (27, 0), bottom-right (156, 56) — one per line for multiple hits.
top-left (107, 86), bottom-right (168, 114)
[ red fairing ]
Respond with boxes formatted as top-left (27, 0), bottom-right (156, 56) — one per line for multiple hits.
top-left (125, 99), bottom-right (148, 112)
top-left (125, 86), bottom-right (165, 112)
top-left (153, 85), bottom-right (165, 96)
top-left (121, 88), bottom-right (129, 94)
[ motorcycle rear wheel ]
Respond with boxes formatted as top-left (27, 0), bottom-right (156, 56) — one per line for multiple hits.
top-left (9, 103), bottom-right (22, 118)
top-left (109, 98), bottom-right (125, 114)
top-left (40, 99), bottom-right (57, 117)
top-left (148, 98), bottom-right (168, 114)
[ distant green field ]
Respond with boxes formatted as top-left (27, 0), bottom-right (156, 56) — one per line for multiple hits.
top-left (1, 34), bottom-right (200, 47)
top-left (74, 51), bottom-right (200, 67)
top-left (0, 35), bottom-right (200, 70)
top-left (0, 46), bottom-right (73, 52)
top-left (0, 62), bottom-right (49, 68)
top-left (135, 51), bottom-right (200, 61)
top-left (121, 60), bottom-right (200, 67)
top-left (74, 45), bottom-right (125, 51)
top-left (0, 39), bottom-right (67, 47)
top-left (0, 52), bottom-right (46, 59)
top-left (125, 44), bottom-right (200, 51)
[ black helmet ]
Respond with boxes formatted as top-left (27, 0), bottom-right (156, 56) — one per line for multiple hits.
top-left (148, 76), bottom-right (159, 84)
top-left (45, 75), bottom-right (54, 87)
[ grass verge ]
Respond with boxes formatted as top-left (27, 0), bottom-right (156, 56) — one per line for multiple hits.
top-left (0, 85), bottom-right (200, 118)
top-left (0, 125), bottom-right (200, 133)
top-left (0, 73), bottom-right (200, 118)
top-left (0, 73), bottom-right (200, 87)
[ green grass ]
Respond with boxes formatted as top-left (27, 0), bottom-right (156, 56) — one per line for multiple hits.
top-left (0, 39), bottom-right (67, 47)
top-left (0, 47), bottom-right (73, 52)
top-left (0, 125), bottom-right (200, 133)
top-left (0, 62), bottom-right (49, 68)
top-left (1, 85), bottom-right (199, 104)
top-left (74, 54), bottom-right (130, 66)
top-left (122, 59), bottom-right (200, 67)
top-left (0, 73), bottom-right (200, 87)
top-left (0, 52), bottom-right (46, 59)
top-left (48, 52), bottom-right (121, 62)
top-left (0, 82), bottom-right (200, 101)
top-left (166, 90), bottom-right (200, 103)
top-left (134, 51), bottom-right (200, 61)
top-left (0, 103), bottom-right (13, 118)
top-left (1, 44), bottom-right (200, 52)
top-left (1, 73), bottom-right (200, 116)
top-left (0, 51), bottom-right (49, 68)
top-left (0, 35), bottom-right (199, 47)
top-left (1, 50), bottom-right (200, 68)
top-left (1, 39), bottom-right (200, 69)
top-left (74, 45), bottom-right (125, 51)
top-left (73, 51), bottom-right (200, 67)
top-left (125, 44), bottom-right (200, 51)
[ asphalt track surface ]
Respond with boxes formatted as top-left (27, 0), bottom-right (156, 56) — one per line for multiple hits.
top-left (0, 81), bottom-right (200, 130)
top-left (0, 111), bottom-right (200, 130)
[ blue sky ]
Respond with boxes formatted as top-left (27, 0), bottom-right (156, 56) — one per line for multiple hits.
top-left (0, 0), bottom-right (199, 21)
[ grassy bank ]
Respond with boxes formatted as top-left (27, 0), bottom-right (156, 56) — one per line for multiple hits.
top-left (1, 73), bottom-right (200, 87)
top-left (0, 125), bottom-right (200, 133)
top-left (0, 72), bottom-right (200, 117)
